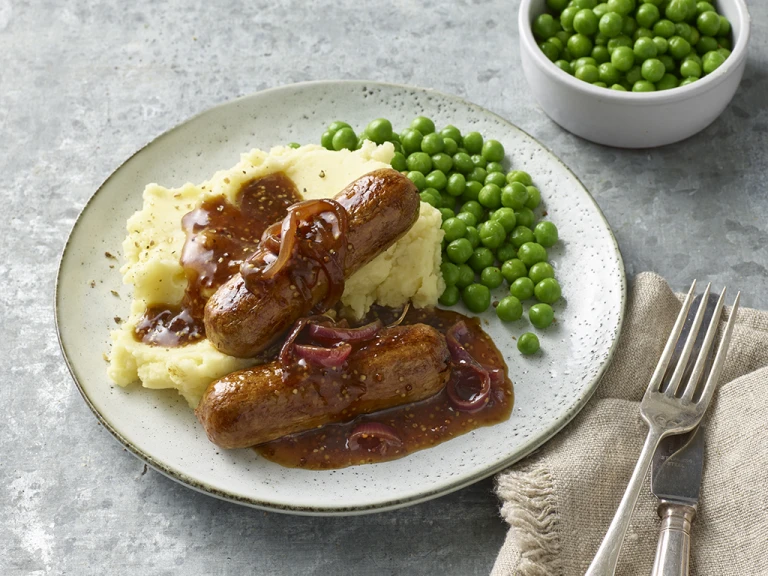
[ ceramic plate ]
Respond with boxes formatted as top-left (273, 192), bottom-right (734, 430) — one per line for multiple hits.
top-left (56, 81), bottom-right (625, 515)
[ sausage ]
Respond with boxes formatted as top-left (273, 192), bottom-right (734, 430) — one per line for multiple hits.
top-left (195, 324), bottom-right (450, 449)
top-left (204, 168), bottom-right (420, 358)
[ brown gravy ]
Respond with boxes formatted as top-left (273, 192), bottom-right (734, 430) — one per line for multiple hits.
top-left (255, 307), bottom-right (514, 469)
top-left (134, 172), bottom-right (301, 346)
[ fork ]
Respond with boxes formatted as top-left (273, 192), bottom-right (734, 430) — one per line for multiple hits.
top-left (584, 280), bottom-right (740, 576)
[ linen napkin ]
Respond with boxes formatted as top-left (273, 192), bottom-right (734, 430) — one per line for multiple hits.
top-left (493, 272), bottom-right (768, 576)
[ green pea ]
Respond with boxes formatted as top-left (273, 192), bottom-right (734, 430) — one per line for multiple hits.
top-left (401, 129), bottom-right (424, 155)
top-left (632, 80), bottom-right (656, 92)
top-left (574, 56), bottom-right (597, 69)
top-left (439, 285), bottom-right (460, 307)
top-left (560, 6), bottom-right (579, 32)
top-left (529, 303), bottom-right (555, 329)
top-left (481, 139), bottom-right (505, 162)
top-left (607, 35), bottom-right (633, 53)
top-left (702, 50), bottom-right (725, 74)
top-left (456, 264), bottom-right (475, 288)
top-left (471, 154), bottom-right (487, 169)
top-left (501, 259), bottom-right (528, 284)
top-left (321, 130), bottom-right (334, 150)
top-left (547, 0), bottom-right (569, 11)
top-left (669, 36), bottom-right (691, 59)
top-left (689, 27), bottom-right (700, 46)
top-left (455, 211), bottom-right (477, 227)
top-left (555, 59), bottom-right (574, 74)
top-left (496, 243), bottom-right (517, 262)
top-left (327, 120), bottom-right (351, 134)
top-left (468, 247), bottom-right (495, 272)
top-left (611, 83), bottom-right (627, 90)
top-left (331, 127), bottom-right (356, 151)
top-left (468, 167), bottom-right (488, 184)
top-left (510, 277), bottom-right (535, 300)
top-left (287, 142), bottom-right (301, 149)
top-left (391, 152), bottom-right (407, 172)
top-left (506, 170), bottom-right (533, 186)
top-left (528, 262), bottom-right (555, 284)
top-left (453, 152), bottom-right (474, 174)
top-left (568, 33), bottom-right (593, 58)
top-left (445, 173), bottom-right (466, 197)
top-left (446, 238), bottom-right (473, 264)
top-left (594, 32), bottom-right (610, 46)
top-left (442, 217), bottom-right (467, 242)
top-left (426, 170), bottom-right (448, 191)
top-left (460, 200), bottom-right (484, 221)
top-left (463, 132), bottom-right (484, 154)
top-left (409, 171), bottom-right (428, 191)
top-left (478, 220), bottom-right (506, 249)
top-left (525, 186), bottom-right (541, 209)
top-left (477, 184), bottom-right (501, 209)
top-left (626, 65), bottom-right (643, 85)
top-left (461, 181), bottom-right (482, 202)
top-left (502, 182), bottom-right (529, 210)
top-left (622, 15), bottom-right (637, 37)
top-left (696, 2), bottom-right (715, 16)
top-left (660, 54), bottom-right (676, 73)
top-left (440, 125), bottom-right (462, 142)
top-left (439, 207), bottom-right (455, 220)
top-left (431, 153), bottom-right (453, 173)
top-left (442, 137), bottom-right (459, 156)
top-left (497, 295), bottom-right (524, 321)
top-left (592, 45), bottom-right (611, 64)
top-left (411, 116), bottom-right (435, 135)
top-left (642, 58), bottom-right (666, 82)
top-left (406, 152), bottom-right (432, 174)
top-left (486, 161), bottom-right (505, 174)
top-left (441, 262), bottom-right (461, 286)
top-left (608, 0), bottom-right (633, 16)
top-left (556, 30), bottom-right (574, 45)
top-left (420, 133), bottom-right (444, 156)
top-left (576, 64), bottom-right (600, 83)
top-left (480, 266), bottom-right (503, 289)
top-left (653, 36), bottom-right (669, 54)
top-left (598, 62), bottom-right (621, 84)
top-left (636, 3), bottom-right (660, 28)
top-left (534, 277), bottom-right (562, 304)
top-left (518, 242), bottom-right (548, 267)
top-left (533, 13), bottom-right (558, 39)
top-left (599, 12), bottom-right (623, 37)
top-left (540, 40), bottom-right (560, 62)
top-left (462, 283), bottom-right (491, 313)
top-left (696, 11), bottom-right (720, 37)
top-left (679, 77), bottom-right (698, 87)
top-left (656, 73), bottom-right (679, 90)
top-left (465, 226), bottom-right (481, 249)
top-left (510, 225), bottom-right (534, 249)
top-left (718, 15), bottom-right (731, 36)
top-left (516, 207), bottom-right (536, 229)
top-left (675, 22), bottom-right (693, 42)
top-left (364, 119), bottom-right (392, 144)
top-left (665, 0), bottom-right (689, 23)
top-left (653, 19), bottom-right (676, 38)
top-left (517, 332), bottom-right (540, 355)
top-left (485, 172), bottom-right (508, 189)
top-left (592, 82), bottom-right (608, 88)
top-left (696, 35), bottom-right (718, 55)
top-left (533, 221), bottom-right (559, 247)
top-left (611, 46), bottom-right (635, 72)
top-left (573, 9), bottom-right (598, 35)
top-left (717, 47), bottom-right (731, 59)
top-left (634, 37), bottom-right (658, 61)
top-left (680, 59), bottom-right (702, 78)
top-left (490, 206), bottom-right (516, 230)
top-left (419, 191), bottom-right (439, 208)
top-left (593, 2), bottom-right (609, 18)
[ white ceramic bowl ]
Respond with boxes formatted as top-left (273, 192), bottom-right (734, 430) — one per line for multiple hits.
top-left (518, 0), bottom-right (751, 148)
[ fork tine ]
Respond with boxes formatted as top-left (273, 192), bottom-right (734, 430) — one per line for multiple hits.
top-left (664, 283), bottom-right (712, 397)
top-left (681, 287), bottom-right (727, 402)
top-left (646, 280), bottom-right (697, 394)
top-left (693, 292), bottom-right (741, 408)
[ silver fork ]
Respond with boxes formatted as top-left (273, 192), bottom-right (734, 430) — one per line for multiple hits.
top-left (585, 280), bottom-right (740, 576)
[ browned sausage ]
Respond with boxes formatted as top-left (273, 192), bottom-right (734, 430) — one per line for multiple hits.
top-left (195, 324), bottom-right (450, 449)
top-left (204, 169), bottom-right (420, 358)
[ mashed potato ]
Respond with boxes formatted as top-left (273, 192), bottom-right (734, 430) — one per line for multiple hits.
top-left (109, 142), bottom-right (445, 407)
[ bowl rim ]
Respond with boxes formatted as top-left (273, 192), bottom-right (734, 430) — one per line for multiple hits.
top-left (518, 0), bottom-right (751, 106)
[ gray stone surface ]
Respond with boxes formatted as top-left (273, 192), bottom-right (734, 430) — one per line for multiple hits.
top-left (1, 0), bottom-right (766, 574)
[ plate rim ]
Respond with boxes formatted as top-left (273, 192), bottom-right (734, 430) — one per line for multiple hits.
top-left (55, 79), bottom-right (627, 516)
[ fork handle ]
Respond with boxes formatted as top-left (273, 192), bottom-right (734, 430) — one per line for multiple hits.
top-left (585, 427), bottom-right (664, 576)
top-left (651, 501), bottom-right (695, 576)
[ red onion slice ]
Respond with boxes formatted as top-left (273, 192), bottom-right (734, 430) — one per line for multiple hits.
top-left (293, 343), bottom-right (352, 367)
top-left (347, 422), bottom-right (403, 454)
top-left (444, 321), bottom-right (492, 412)
top-left (307, 319), bottom-right (383, 344)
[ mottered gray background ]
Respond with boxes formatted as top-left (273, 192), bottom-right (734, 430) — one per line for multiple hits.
top-left (1, 0), bottom-right (766, 574)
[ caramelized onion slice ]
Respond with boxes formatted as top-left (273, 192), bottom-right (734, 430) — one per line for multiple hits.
top-left (347, 422), bottom-right (403, 453)
top-left (445, 321), bottom-right (492, 412)
top-left (386, 302), bottom-right (411, 328)
top-left (307, 319), bottom-right (383, 344)
top-left (293, 343), bottom-right (352, 367)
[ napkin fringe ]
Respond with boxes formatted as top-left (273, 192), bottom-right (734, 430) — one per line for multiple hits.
top-left (495, 463), bottom-right (562, 576)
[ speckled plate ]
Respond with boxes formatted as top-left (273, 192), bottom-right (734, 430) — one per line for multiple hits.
top-left (56, 81), bottom-right (625, 515)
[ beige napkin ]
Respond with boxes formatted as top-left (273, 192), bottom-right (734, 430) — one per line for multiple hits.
top-left (493, 272), bottom-right (768, 576)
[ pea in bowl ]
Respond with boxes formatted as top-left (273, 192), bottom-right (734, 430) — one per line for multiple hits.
top-left (518, 0), bottom-right (751, 148)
